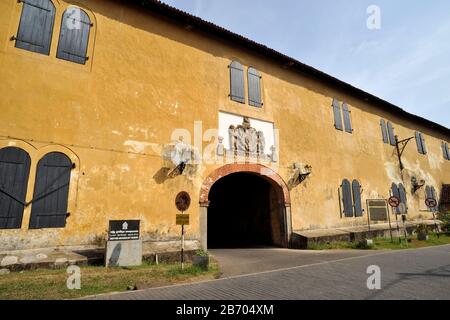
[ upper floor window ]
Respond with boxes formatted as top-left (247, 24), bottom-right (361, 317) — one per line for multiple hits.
top-left (380, 119), bottom-right (396, 146)
top-left (442, 141), bottom-right (450, 161)
top-left (332, 99), bottom-right (353, 133)
top-left (14, 0), bottom-right (56, 55)
top-left (229, 61), bottom-right (245, 104)
top-left (57, 7), bottom-right (92, 64)
top-left (247, 67), bottom-right (262, 107)
top-left (415, 131), bottom-right (427, 155)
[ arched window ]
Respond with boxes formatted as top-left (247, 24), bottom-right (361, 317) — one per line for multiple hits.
top-left (0, 147), bottom-right (31, 229)
top-left (230, 61), bottom-right (245, 103)
top-left (341, 179), bottom-right (353, 217)
top-left (248, 67), bottom-right (262, 107)
top-left (352, 180), bottom-right (363, 217)
top-left (29, 152), bottom-right (73, 229)
top-left (14, 0), bottom-right (56, 55)
top-left (57, 7), bottom-right (92, 64)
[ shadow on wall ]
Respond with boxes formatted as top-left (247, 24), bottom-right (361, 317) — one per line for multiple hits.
top-left (108, 242), bottom-right (122, 266)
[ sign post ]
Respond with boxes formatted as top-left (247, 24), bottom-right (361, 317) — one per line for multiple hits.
top-left (425, 197), bottom-right (439, 239)
top-left (388, 196), bottom-right (402, 244)
top-left (398, 203), bottom-right (408, 245)
top-left (175, 191), bottom-right (191, 271)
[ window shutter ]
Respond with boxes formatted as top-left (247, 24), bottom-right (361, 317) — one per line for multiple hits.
top-left (0, 147), bottom-right (31, 229)
top-left (391, 183), bottom-right (400, 214)
top-left (230, 61), bottom-right (245, 103)
top-left (248, 67), bottom-right (262, 107)
top-left (398, 183), bottom-right (408, 213)
top-left (342, 103), bottom-right (353, 133)
top-left (332, 99), bottom-right (343, 131)
top-left (442, 142), bottom-right (449, 160)
top-left (342, 179), bottom-right (353, 217)
top-left (425, 186), bottom-right (432, 200)
top-left (446, 143), bottom-right (450, 161)
top-left (380, 119), bottom-right (388, 144)
top-left (430, 186), bottom-right (438, 212)
top-left (57, 8), bottom-right (91, 64)
top-left (15, 0), bottom-right (56, 55)
top-left (387, 122), bottom-right (396, 146)
top-left (352, 180), bottom-right (363, 217)
top-left (29, 152), bottom-right (72, 229)
top-left (415, 132), bottom-right (422, 154)
top-left (420, 133), bottom-right (427, 154)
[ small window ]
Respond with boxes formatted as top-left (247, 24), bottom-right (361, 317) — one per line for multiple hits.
top-left (332, 98), bottom-right (343, 131)
top-left (415, 131), bottom-right (427, 155)
top-left (57, 7), bottom-right (92, 64)
top-left (341, 179), bottom-right (353, 217)
top-left (14, 0), bottom-right (56, 55)
top-left (442, 142), bottom-right (450, 160)
top-left (342, 103), bottom-right (353, 133)
top-left (230, 61), bottom-right (245, 103)
top-left (0, 147), bottom-right (31, 229)
top-left (380, 119), bottom-right (388, 144)
top-left (387, 121), bottom-right (396, 146)
top-left (29, 152), bottom-right (73, 229)
top-left (352, 180), bottom-right (363, 217)
top-left (248, 67), bottom-right (262, 107)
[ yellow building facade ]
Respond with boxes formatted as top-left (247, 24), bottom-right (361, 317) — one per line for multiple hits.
top-left (0, 0), bottom-right (449, 251)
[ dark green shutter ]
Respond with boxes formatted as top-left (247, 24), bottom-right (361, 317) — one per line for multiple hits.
top-left (15, 0), bottom-right (56, 55)
top-left (0, 147), bottom-right (31, 229)
top-left (332, 99), bottom-right (343, 131)
top-left (248, 67), bottom-right (262, 107)
top-left (342, 179), bottom-right (353, 217)
top-left (230, 61), bottom-right (245, 103)
top-left (57, 8), bottom-right (91, 64)
top-left (352, 180), bottom-right (363, 217)
top-left (380, 119), bottom-right (388, 143)
top-left (342, 103), bottom-right (353, 133)
top-left (387, 122), bottom-right (396, 146)
top-left (29, 152), bottom-right (72, 229)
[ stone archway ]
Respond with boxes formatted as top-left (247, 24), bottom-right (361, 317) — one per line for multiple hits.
top-left (199, 164), bottom-right (292, 249)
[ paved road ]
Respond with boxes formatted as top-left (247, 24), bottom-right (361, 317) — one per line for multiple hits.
top-left (90, 245), bottom-right (450, 300)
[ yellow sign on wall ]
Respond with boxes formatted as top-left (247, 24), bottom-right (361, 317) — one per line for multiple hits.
top-left (176, 214), bottom-right (190, 225)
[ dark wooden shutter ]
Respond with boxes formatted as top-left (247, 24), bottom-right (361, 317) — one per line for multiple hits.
top-left (0, 147), bottom-right (31, 229)
top-left (415, 131), bottom-right (423, 154)
top-left (342, 103), bottom-right (353, 133)
top-left (352, 180), bottom-right (363, 217)
top-left (398, 183), bottom-right (408, 213)
top-left (332, 99), bottom-right (343, 131)
top-left (342, 179), bottom-right (353, 217)
top-left (57, 8), bottom-right (91, 64)
top-left (387, 122), bottom-right (396, 146)
top-left (380, 119), bottom-right (388, 144)
top-left (391, 183), bottom-right (400, 214)
top-left (430, 186), bottom-right (438, 212)
top-left (425, 186), bottom-right (432, 200)
top-left (248, 68), bottom-right (262, 107)
top-left (442, 142), bottom-right (449, 160)
top-left (15, 0), bottom-right (56, 55)
top-left (419, 133), bottom-right (427, 154)
top-left (446, 143), bottom-right (450, 161)
top-left (29, 152), bottom-right (72, 229)
top-left (230, 61), bottom-right (245, 103)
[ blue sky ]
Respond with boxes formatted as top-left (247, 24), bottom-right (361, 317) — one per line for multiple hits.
top-left (161, 0), bottom-right (450, 128)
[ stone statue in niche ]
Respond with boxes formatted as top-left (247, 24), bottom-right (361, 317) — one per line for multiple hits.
top-left (227, 117), bottom-right (266, 156)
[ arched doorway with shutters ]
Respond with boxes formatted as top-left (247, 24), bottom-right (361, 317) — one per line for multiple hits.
top-left (199, 164), bottom-right (292, 249)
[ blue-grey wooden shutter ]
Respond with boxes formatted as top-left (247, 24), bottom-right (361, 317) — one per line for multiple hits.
top-left (15, 0), bottom-right (56, 55)
top-left (442, 142), bottom-right (449, 160)
top-left (248, 67), bottom-right (262, 107)
top-left (380, 119), bottom-right (388, 144)
top-left (29, 152), bottom-right (72, 229)
top-left (342, 103), bottom-right (353, 133)
top-left (342, 179), bottom-right (353, 217)
top-left (391, 183), bottom-right (400, 214)
top-left (332, 99), bottom-right (343, 131)
top-left (425, 186), bottom-right (432, 200)
top-left (399, 183), bottom-right (408, 213)
top-left (0, 147), bottom-right (31, 229)
top-left (415, 131), bottom-right (423, 154)
top-left (57, 8), bottom-right (91, 64)
top-left (230, 61), bottom-right (245, 103)
top-left (387, 122), bottom-right (396, 146)
top-left (446, 143), bottom-right (450, 160)
top-left (431, 186), bottom-right (438, 212)
top-left (352, 180), bottom-right (363, 217)
top-left (419, 133), bottom-right (427, 154)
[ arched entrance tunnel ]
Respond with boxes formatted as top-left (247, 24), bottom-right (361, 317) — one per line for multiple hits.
top-left (207, 172), bottom-right (285, 248)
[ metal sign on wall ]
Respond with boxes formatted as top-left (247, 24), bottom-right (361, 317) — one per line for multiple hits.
top-left (176, 214), bottom-right (190, 226)
top-left (108, 220), bottom-right (140, 241)
top-left (367, 199), bottom-right (389, 221)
